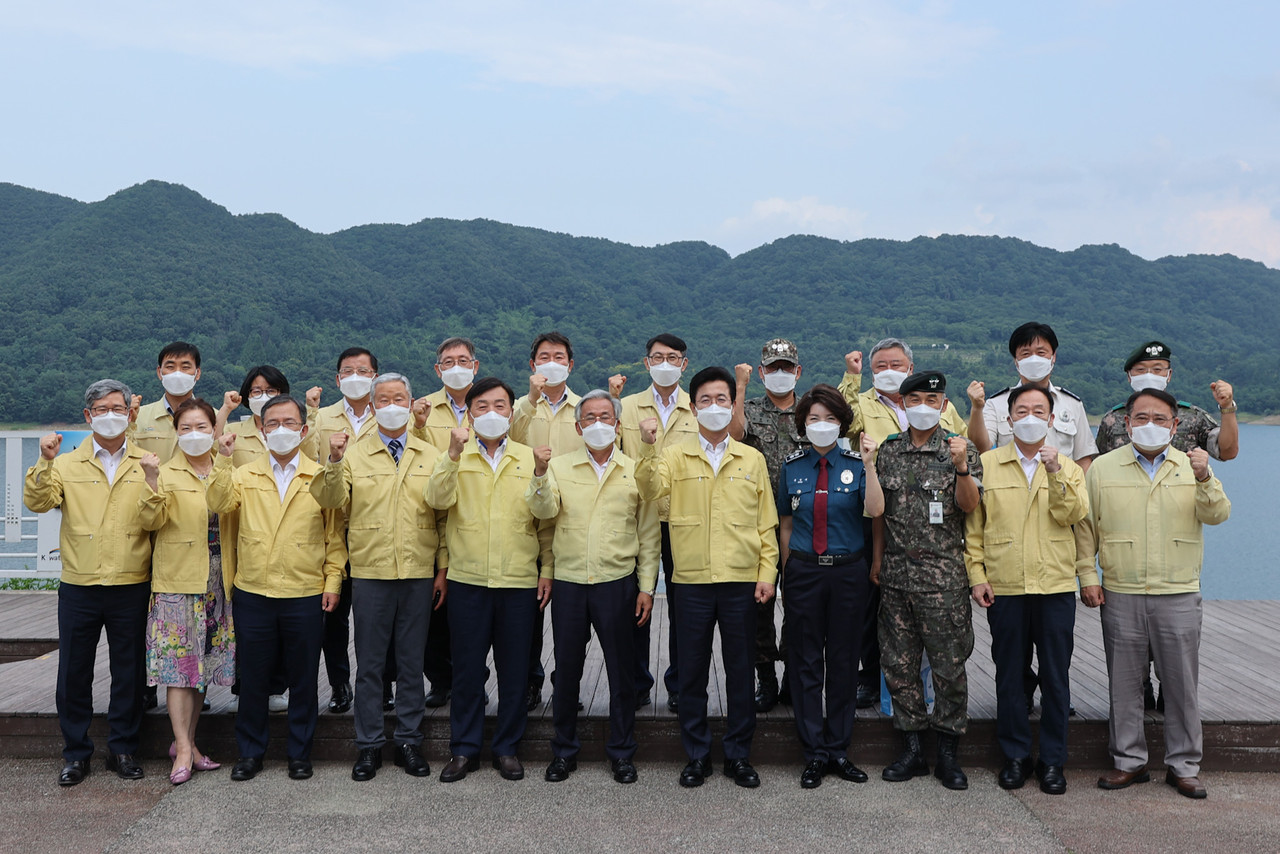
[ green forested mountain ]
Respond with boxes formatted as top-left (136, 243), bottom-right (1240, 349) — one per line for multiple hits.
top-left (1, 179), bottom-right (1276, 424)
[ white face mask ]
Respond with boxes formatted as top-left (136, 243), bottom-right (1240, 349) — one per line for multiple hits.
top-left (905, 404), bottom-right (942, 431)
top-left (248, 392), bottom-right (273, 416)
top-left (160, 371), bottom-right (196, 396)
top-left (374, 403), bottom-right (411, 431)
top-left (1129, 422), bottom-right (1172, 453)
top-left (472, 411), bottom-right (510, 440)
top-left (695, 404), bottom-right (733, 432)
top-left (1016, 355), bottom-right (1054, 382)
top-left (535, 362), bottom-right (570, 385)
top-left (265, 426), bottom-right (303, 455)
top-left (90, 411), bottom-right (129, 439)
top-left (440, 365), bottom-right (475, 391)
top-left (762, 370), bottom-right (797, 395)
top-left (339, 374), bottom-right (373, 400)
top-left (1129, 373), bottom-right (1169, 392)
top-left (580, 421), bottom-right (617, 451)
top-left (1010, 415), bottom-right (1049, 444)
top-left (805, 421), bottom-right (841, 448)
top-left (176, 431), bottom-right (214, 456)
top-left (648, 361), bottom-right (683, 388)
top-left (873, 369), bottom-right (909, 394)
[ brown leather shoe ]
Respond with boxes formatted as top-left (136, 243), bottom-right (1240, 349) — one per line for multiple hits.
top-left (492, 754), bottom-right (524, 781)
top-left (438, 754), bottom-right (479, 783)
top-left (1166, 768), bottom-right (1207, 799)
top-left (1097, 766), bottom-right (1150, 790)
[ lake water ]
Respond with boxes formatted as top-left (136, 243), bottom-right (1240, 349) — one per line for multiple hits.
top-left (3, 425), bottom-right (1274, 598)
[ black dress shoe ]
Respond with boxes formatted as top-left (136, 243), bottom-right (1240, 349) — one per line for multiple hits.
top-left (105, 753), bottom-right (144, 780)
top-left (526, 685), bottom-right (542, 712)
top-left (544, 756), bottom-right (576, 782)
top-left (143, 689), bottom-right (159, 711)
top-left (855, 682), bottom-right (877, 709)
top-left (327, 682), bottom-right (353, 714)
top-left (828, 757), bottom-right (868, 783)
top-left (635, 691), bottom-right (651, 710)
top-left (424, 687), bottom-right (452, 708)
top-left (776, 675), bottom-right (792, 706)
top-left (394, 743), bottom-right (431, 777)
top-left (754, 678), bottom-right (778, 713)
top-left (230, 756), bottom-right (263, 781)
top-left (58, 759), bottom-right (90, 786)
top-left (800, 758), bottom-right (826, 789)
top-left (612, 758), bottom-right (638, 784)
top-left (679, 757), bottom-right (712, 788)
top-left (287, 759), bottom-right (313, 780)
top-left (1036, 760), bottom-right (1067, 795)
top-left (493, 754), bottom-right (525, 781)
top-left (666, 693), bottom-right (679, 713)
top-left (724, 758), bottom-right (760, 788)
top-left (439, 754), bottom-right (479, 783)
top-left (999, 756), bottom-right (1034, 790)
top-left (352, 747), bottom-right (382, 781)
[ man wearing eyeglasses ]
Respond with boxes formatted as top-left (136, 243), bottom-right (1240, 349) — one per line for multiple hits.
top-left (208, 396), bottom-right (347, 782)
top-left (25, 380), bottom-right (153, 786)
top-left (1076, 388), bottom-right (1230, 800)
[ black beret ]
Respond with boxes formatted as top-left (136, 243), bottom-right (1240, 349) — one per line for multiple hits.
top-left (898, 371), bottom-right (946, 396)
top-left (1124, 341), bottom-right (1171, 371)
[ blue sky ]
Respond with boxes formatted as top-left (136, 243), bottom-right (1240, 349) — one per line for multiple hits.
top-left (3, 2), bottom-right (1277, 265)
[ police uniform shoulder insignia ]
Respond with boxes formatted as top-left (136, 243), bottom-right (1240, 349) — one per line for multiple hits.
top-left (988, 386), bottom-right (1013, 399)
top-left (839, 447), bottom-right (860, 459)
top-left (1056, 386), bottom-right (1083, 402)
top-left (784, 449), bottom-right (807, 463)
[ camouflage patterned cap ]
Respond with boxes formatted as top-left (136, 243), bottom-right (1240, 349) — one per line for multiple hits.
top-left (761, 338), bottom-right (798, 366)
top-left (898, 371), bottom-right (946, 396)
top-left (1124, 340), bottom-right (1172, 371)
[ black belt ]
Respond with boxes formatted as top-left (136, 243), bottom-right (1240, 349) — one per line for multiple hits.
top-left (790, 549), bottom-right (864, 566)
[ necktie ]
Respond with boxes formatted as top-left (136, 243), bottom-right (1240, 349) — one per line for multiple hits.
top-left (813, 458), bottom-right (829, 555)
top-left (388, 438), bottom-right (402, 466)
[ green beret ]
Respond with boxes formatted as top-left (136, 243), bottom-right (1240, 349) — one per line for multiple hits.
top-left (899, 371), bottom-right (946, 396)
top-left (1124, 341), bottom-right (1171, 371)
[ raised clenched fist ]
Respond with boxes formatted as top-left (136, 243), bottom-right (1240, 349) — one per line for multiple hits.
top-left (533, 445), bottom-right (552, 476)
top-left (39, 432), bottom-right (62, 461)
top-left (328, 431), bottom-right (350, 463)
top-left (223, 390), bottom-right (242, 411)
top-left (844, 351), bottom-right (863, 375)
top-left (412, 397), bottom-right (432, 429)
top-left (306, 386), bottom-right (322, 409)
top-left (218, 432), bottom-right (237, 458)
top-left (448, 426), bottom-right (470, 461)
top-left (609, 374), bottom-right (627, 398)
top-left (638, 417), bottom-right (659, 445)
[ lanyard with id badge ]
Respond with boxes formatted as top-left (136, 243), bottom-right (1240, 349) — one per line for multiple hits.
top-left (918, 455), bottom-right (954, 525)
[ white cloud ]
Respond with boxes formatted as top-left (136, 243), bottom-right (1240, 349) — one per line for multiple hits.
top-left (1176, 202), bottom-right (1280, 265)
top-left (718, 195), bottom-right (867, 253)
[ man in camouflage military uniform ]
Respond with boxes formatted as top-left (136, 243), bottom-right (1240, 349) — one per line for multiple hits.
top-left (874, 371), bottom-right (982, 791)
top-left (1095, 341), bottom-right (1239, 461)
top-left (730, 338), bottom-right (808, 712)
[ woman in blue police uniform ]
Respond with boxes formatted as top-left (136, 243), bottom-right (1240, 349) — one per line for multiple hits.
top-left (778, 384), bottom-right (884, 789)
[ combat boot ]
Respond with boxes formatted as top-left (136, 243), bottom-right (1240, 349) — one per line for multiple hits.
top-left (934, 732), bottom-right (968, 790)
top-left (881, 730), bottom-right (929, 781)
top-left (754, 666), bottom-right (779, 713)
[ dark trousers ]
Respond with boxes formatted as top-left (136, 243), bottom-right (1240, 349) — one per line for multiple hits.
top-left (423, 597), bottom-right (453, 690)
top-left (754, 531), bottom-right (786, 679)
top-left (783, 554), bottom-right (870, 762)
top-left (56, 581), bottom-right (150, 761)
top-left (644, 522), bottom-right (677, 695)
top-left (233, 589), bottom-right (325, 761)
top-left (528, 607), bottom-right (546, 691)
top-left (449, 581), bottom-right (538, 757)
top-left (551, 576), bottom-right (639, 760)
top-left (322, 575), bottom-right (353, 690)
top-left (988, 592), bottom-right (1075, 766)
top-left (352, 578), bottom-right (431, 749)
top-left (858, 583), bottom-right (882, 689)
top-left (673, 581), bottom-right (757, 761)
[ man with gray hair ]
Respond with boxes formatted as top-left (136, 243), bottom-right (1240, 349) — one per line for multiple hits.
top-left (25, 379), bottom-right (153, 786)
top-left (312, 373), bottom-right (446, 781)
top-left (526, 390), bottom-right (660, 784)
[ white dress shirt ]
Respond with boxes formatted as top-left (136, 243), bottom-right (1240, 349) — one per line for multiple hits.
top-left (699, 434), bottom-right (729, 474)
top-left (92, 439), bottom-right (127, 485)
top-left (271, 452), bottom-right (300, 500)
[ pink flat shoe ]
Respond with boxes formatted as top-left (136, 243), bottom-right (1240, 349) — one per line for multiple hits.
top-left (170, 766), bottom-right (192, 785)
top-left (193, 756), bottom-right (221, 771)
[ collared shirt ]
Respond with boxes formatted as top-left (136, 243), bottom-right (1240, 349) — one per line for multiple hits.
top-left (1133, 444), bottom-right (1168, 480)
top-left (478, 437), bottom-right (507, 471)
top-left (652, 386), bottom-right (680, 429)
top-left (271, 452), bottom-right (300, 500)
top-left (380, 431), bottom-right (406, 464)
top-left (544, 390), bottom-right (570, 415)
top-left (343, 398), bottom-right (373, 434)
top-left (588, 448), bottom-right (614, 481)
top-left (93, 438), bottom-right (128, 485)
top-left (777, 446), bottom-right (867, 555)
top-left (448, 394), bottom-right (468, 423)
top-left (700, 434), bottom-right (728, 474)
top-left (877, 391), bottom-right (908, 431)
top-left (1015, 443), bottom-right (1040, 486)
